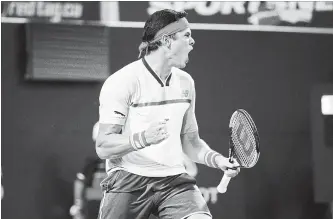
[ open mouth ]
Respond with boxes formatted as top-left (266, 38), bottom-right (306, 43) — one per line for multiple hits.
top-left (184, 48), bottom-right (192, 65)
top-left (185, 55), bottom-right (189, 64)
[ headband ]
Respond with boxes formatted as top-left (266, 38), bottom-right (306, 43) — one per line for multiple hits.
top-left (138, 18), bottom-right (189, 58)
top-left (151, 17), bottom-right (189, 43)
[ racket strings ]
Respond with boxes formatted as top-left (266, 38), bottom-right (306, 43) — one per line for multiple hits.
top-left (232, 136), bottom-right (253, 166)
top-left (240, 113), bottom-right (258, 165)
top-left (232, 131), bottom-right (256, 167)
top-left (230, 116), bottom-right (250, 165)
top-left (230, 112), bottom-right (259, 167)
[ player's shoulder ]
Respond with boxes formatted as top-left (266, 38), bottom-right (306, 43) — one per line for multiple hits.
top-left (103, 60), bottom-right (141, 86)
top-left (172, 67), bottom-right (195, 85)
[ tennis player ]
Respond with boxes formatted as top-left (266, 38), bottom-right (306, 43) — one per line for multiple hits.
top-left (96, 9), bottom-right (240, 219)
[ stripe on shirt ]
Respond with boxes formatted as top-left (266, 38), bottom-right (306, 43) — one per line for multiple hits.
top-left (132, 99), bottom-right (191, 108)
top-left (142, 57), bottom-right (173, 87)
top-left (142, 57), bottom-right (164, 87)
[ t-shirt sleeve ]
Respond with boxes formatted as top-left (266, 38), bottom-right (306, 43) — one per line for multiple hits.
top-left (181, 78), bottom-right (199, 134)
top-left (99, 72), bottom-right (134, 125)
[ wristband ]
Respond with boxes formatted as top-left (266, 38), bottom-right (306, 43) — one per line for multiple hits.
top-left (129, 131), bottom-right (150, 150)
top-left (204, 151), bottom-right (221, 168)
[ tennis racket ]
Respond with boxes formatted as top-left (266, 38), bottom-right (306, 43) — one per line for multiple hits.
top-left (217, 109), bottom-right (260, 193)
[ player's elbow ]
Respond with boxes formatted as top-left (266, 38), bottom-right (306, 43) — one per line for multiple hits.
top-left (96, 148), bottom-right (122, 160)
top-left (95, 141), bottom-right (121, 160)
top-left (95, 139), bottom-right (108, 159)
top-left (95, 146), bottom-right (107, 160)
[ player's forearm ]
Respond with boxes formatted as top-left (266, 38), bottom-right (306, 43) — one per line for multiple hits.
top-left (95, 133), bottom-right (135, 160)
top-left (181, 132), bottom-right (225, 168)
top-left (96, 122), bottom-right (165, 160)
top-left (181, 134), bottom-right (210, 164)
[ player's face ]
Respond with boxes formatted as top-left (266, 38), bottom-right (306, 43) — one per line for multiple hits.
top-left (169, 27), bottom-right (195, 68)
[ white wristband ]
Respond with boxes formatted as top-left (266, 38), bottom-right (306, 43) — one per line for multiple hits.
top-left (129, 131), bottom-right (150, 150)
top-left (204, 151), bottom-right (221, 168)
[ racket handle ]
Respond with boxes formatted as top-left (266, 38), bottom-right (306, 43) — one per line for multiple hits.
top-left (217, 174), bottom-right (231, 193)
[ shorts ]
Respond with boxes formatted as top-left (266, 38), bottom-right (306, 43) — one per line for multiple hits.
top-left (98, 170), bottom-right (211, 219)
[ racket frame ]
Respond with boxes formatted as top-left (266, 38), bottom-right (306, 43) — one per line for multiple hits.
top-left (229, 109), bottom-right (260, 168)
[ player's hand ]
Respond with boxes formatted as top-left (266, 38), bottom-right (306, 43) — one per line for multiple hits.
top-left (144, 119), bottom-right (170, 145)
top-left (215, 156), bottom-right (240, 178)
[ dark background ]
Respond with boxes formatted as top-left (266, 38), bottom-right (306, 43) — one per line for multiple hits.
top-left (2, 20), bottom-right (333, 219)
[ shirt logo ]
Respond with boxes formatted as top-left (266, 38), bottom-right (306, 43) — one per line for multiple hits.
top-left (181, 90), bottom-right (189, 98)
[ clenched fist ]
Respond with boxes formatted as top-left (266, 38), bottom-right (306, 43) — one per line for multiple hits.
top-left (144, 119), bottom-right (170, 145)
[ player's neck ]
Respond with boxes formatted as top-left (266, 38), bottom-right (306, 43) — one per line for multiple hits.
top-left (144, 52), bottom-right (172, 82)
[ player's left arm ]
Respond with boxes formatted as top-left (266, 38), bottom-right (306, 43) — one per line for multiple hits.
top-left (182, 131), bottom-right (239, 174)
top-left (181, 80), bottom-right (239, 176)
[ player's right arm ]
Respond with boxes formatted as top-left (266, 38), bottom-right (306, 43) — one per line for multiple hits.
top-left (95, 71), bottom-right (169, 160)
top-left (95, 123), bottom-right (133, 159)
top-left (96, 120), bottom-right (169, 159)
top-left (96, 122), bottom-right (169, 160)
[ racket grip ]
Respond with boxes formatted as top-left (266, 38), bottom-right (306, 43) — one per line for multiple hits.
top-left (217, 174), bottom-right (231, 193)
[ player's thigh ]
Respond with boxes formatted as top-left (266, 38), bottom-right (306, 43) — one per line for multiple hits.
top-left (186, 214), bottom-right (212, 219)
top-left (98, 192), bottom-right (147, 219)
top-left (157, 186), bottom-right (211, 219)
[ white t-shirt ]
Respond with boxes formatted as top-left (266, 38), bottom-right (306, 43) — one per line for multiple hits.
top-left (99, 58), bottom-right (198, 177)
